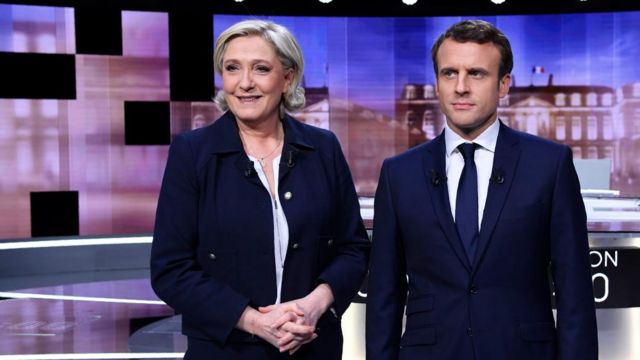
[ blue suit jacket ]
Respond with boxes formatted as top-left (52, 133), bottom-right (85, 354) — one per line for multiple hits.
top-left (151, 112), bottom-right (370, 359)
top-left (366, 123), bottom-right (597, 360)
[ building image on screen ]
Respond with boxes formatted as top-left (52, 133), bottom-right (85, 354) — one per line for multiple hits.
top-left (1, 7), bottom-right (640, 239)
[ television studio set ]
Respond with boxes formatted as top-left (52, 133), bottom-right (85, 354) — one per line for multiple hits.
top-left (0, 0), bottom-right (639, 359)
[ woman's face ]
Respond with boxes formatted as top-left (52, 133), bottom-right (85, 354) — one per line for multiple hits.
top-left (221, 36), bottom-right (293, 125)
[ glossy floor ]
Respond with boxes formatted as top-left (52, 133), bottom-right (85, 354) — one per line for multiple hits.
top-left (0, 276), bottom-right (637, 359)
top-left (0, 279), bottom-right (178, 359)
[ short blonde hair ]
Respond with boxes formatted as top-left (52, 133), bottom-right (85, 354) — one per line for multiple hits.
top-left (213, 20), bottom-right (306, 114)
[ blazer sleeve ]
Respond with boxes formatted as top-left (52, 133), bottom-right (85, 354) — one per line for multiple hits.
top-left (150, 134), bottom-right (250, 345)
top-left (549, 146), bottom-right (598, 359)
top-left (365, 160), bottom-right (407, 360)
top-left (317, 133), bottom-right (371, 316)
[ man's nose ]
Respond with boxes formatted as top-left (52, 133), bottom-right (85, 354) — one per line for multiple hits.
top-left (455, 74), bottom-right (469, 95)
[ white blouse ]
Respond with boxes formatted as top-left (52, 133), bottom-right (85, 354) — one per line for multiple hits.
top-left (248, 155), bottom-right (289, 304)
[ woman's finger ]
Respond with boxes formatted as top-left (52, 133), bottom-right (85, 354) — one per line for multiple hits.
top-left (288, 333), bottom-right (318, 355)
top-left (258, 305), bottom-right (276, 313)
top-left (281, 322), bottom-right (315, 336)
top-left (279, 338), bottom-right (302, 353)
top-left (271, 311), bottom-right (298, 329)
top-left (277, 331), bottom-right (295, 347)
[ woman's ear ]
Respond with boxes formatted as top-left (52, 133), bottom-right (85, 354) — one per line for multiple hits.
top-left (283, 68), bottom-right (294, 93)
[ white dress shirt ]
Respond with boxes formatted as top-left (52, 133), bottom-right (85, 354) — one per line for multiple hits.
top-left (444, 119), bottom-right (500, 230)
top-left (249, 155), bottom-right (289, 304)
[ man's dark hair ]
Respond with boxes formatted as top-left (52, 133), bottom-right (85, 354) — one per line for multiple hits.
top-left (431, 20), bottom-right (513, 80)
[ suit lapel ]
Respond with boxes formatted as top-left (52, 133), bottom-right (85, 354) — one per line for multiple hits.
top-left (423, 135), bottom-right (472, 272)
top-left (472, 123), bottom-right (521, 275)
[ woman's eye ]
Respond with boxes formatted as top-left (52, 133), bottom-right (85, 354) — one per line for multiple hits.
top-left (224, 64), bottom-right (239, 72)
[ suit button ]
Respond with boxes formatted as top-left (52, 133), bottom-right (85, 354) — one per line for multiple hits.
top-left (327, 239), bottom-right (334, 246)
top-left (467, 328), bottom-right (473, 336)
top-left (292, 243), bottom-right (299, 249)
top-left (208, 252), bottom-right (216, 260)
top-left (284, 191), bottom-right (292, 200)
top-left (469, 285), bottom-right (478, 295)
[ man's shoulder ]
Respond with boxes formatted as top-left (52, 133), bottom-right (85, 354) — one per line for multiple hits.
top-left (384, 138), bottom-right (438, 168)
top-left (502, 124), bottom-right (568, 155)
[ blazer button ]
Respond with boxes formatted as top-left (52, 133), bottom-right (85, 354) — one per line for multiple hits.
top-left (467, 328), bottom-right (473, 336)
top-left (208, 252), bottom-right (216, 260)
top-left (469, 285), bottom-right (478, 295)
top-left (292, 242), bottom-right (300, 249)
top-left (327, 239), bottom-right (334, 246)
top-left (284, 191), bottom-right (293, 200)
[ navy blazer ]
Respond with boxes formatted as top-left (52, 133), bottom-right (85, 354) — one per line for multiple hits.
top-left (151, 112), bottom-right (370, 359)
top-left (366, 123), bottom-right (597, 360)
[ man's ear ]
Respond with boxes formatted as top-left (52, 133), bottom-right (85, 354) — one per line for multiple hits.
top-left (498, 74), bottom-right (511, 98)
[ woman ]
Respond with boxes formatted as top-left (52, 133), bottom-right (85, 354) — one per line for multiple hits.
top-left (151, 20), bottom-right (370, 359)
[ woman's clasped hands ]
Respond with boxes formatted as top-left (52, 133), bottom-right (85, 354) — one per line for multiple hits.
top-left (238, 283), bottom-right (334, 354)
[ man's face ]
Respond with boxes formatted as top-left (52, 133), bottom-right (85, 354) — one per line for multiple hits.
top-left (435, 39), bottom-right (510, 140)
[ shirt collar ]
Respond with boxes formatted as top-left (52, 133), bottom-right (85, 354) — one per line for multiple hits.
top-left (444, 118), bottom-right (500, 157)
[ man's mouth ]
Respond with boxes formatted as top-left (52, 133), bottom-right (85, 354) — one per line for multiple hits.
top-left (452, 102), bottom-right (474, 110)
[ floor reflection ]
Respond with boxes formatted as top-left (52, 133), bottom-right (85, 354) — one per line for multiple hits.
top-left (0, 279), bottom-right (174, 356)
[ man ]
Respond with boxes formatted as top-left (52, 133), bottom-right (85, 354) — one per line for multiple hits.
top-left (366, 20), bottom-right (597, 359)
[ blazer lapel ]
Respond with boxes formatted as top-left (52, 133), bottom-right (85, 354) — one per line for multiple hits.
top-left (472, 122), bottom-right (521, 275)
top-left (278, 115), bottom-right (314, 183)
top-left (203, 111), bottom-right (266, 189)
top-left (423, 135), bottom-right (472, 272)
top-left (234, 153), bottom-right (264, 188)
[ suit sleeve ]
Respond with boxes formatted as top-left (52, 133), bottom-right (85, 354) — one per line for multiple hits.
top-left (549, 146), bottom-right (598, 359)
top-left (150, 134), bottom-right (250, 344)
top-left (366, 160), bottom-right (407, 360)
top-left (317, 133), bottom-right (371, 316)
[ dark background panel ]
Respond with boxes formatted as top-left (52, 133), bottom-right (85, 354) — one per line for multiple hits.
top-left (30, 191), bottom-right (79, 237)
top-left (124, 101), bottom-right (171, 145)
top-left (74, 6), bottom-right (123, 55)
top-left (169, 11), bottom-right (214, 101)
top-left (0, 52), bottom-right (76, 99)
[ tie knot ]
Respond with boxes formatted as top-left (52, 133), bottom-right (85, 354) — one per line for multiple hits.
top-left (458, 143), bottom-right (477, 161)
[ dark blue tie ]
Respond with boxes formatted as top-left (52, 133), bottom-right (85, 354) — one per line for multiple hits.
top-left (456, 143), bottom-right (479, 264)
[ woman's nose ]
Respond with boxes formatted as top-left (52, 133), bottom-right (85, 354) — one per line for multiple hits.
top-left (239, 69), bottom-right (254, 90)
